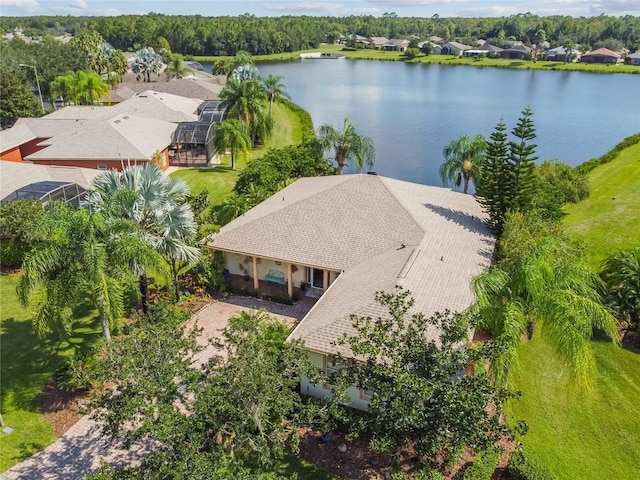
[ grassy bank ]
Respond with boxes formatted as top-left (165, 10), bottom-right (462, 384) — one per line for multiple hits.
top-left (563, 141), bottom-right (640, 269)
top-left (170, 100), bottom-right (304, 206)
top-left (0, 274), bottom-right (102, 471)
top-left (506, 139), bottom-right (640, 479)
top-left (507, 335), bottom-right (640, 480)
top-left (194, 43), bottom-right (640, 75)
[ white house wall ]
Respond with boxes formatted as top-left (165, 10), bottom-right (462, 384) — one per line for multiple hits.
top-left (300, 351), bottom-right (371, 412)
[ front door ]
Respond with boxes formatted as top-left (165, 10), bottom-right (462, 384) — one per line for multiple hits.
top-left (307, 268), bottom-right (324, 289)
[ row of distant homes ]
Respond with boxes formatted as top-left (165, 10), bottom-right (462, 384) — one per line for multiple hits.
top-left (342, 34), bottom-right (639, 65)
top-left (0, 80), bottom-right (228, 174)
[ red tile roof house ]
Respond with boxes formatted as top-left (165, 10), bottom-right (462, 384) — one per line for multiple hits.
top-left (1, 90), bottom-right (202, 172)
top-left (206, 174), bottom-right (495, 410)
top-left (580, 48), bottom-right (621, 64)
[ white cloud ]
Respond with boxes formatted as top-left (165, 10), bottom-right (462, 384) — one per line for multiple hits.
top-left (69, 0), bottom-right (87, 9)
top-left (0, 0), bottom-right (41, 14)
top-left (262, 2), bottom-right (343, 12)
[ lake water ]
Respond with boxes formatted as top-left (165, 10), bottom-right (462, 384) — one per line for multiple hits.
top-left (207, 60), bottom-right (640, 188)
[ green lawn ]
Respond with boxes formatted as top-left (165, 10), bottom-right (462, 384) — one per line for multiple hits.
top-left (506, 335), bottom-right (640, 480)
top-left (195, 44), bottom-right (640, 75)
top-left (170, 101), bottom-right (304, 207)
top-left (563, 142), bottom-right (640, 269)
top-left (506, 139), bottom-right (640, 479)
top-left (0, 273), bottom-right (102, 471)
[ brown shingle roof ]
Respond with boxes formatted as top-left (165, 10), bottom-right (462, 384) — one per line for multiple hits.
top-left (208, 174), bottom-right (495, 356)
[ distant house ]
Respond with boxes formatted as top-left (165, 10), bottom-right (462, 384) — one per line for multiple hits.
top-left (497, 44), bottom-right (532, 60)
top-left (418, 41), bottom-right (442, 55)
top-left (368, 37), bottom-right (390, 49)
top-left (464, 43), bottom-right (503, 58)
top-left (429, 35), bottom-right (444, 44)
top-left (0, 90), bottom-right (210, 171)
top-left (580, 48), bottom-right (621, 64)
top-left (625, 52), bottom-right (640, 65)
top-left (384, 39), bottom-right (410, 52)
top-left (207, 174), bottom-right (495, 410)
top-left (440, 41), bottom-right (472, 56)
top-left (543, 46), bottom-right (580, 62)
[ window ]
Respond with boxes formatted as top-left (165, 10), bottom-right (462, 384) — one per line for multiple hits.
top-left (323, 356), bottom-right (340, 389)
top-left (97, 164), bottom-right (108, 170)
top-left (360, 386), bottom-right (374, 401)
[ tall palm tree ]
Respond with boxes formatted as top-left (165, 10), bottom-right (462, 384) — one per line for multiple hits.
top-left (219, 78), bottom-right (267, 134)
top-left (164, 55), bottom-right (193, 81)
top-left (18, 204), bottom-right (157, 342)
top-left (85, 164), bottom-right (200, 308)
top-left (81, 71), bottom-right (110, 105)
top-left (50, 73), bottom-right (76, 107)
top-left (473, 236), bottom-right (619, 388)
top-left (263, 74), bottom-right (291, 119)
top-left (317, 118), bottom-right (376, 174)
top-left (439, 134), bottom-right (487, 194)
top-left (213, 119), bottom-right (251, 171)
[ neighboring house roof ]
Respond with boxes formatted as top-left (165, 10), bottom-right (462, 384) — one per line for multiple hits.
top-left (387, 39), bottom-right (410, 47)
top-left (430, 36), bottom-right (444, 44)
top-left (0, 161), bottom-right (99, 200)
top-left (14, 118), bottom-right (81, 138)
top-left (23, 114), bottom-right (176, 161)
top-left (627, 52), bottom-right (640, 59)
top-left (209, 174), bottom-right (495, 357)
top-left (369, 36), bottom-right (390, 46)
top-left (45, 90), bottom-right (200, 123)
top-left (442, 41), bottom-right (473, 52)
top-left (478, 43), bottom-right (503, 52)
top-left (582, 47), bottom-right (621, 58)
top-left (503, 44), bottom-right (532, 54)
top-left (111, 76), bottom-right (226, 102)
top-left (0, 123), bottom-right (36, 152)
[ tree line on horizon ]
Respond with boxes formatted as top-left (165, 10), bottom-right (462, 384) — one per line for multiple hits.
top-left (1, 12), bottom-right (638, 56)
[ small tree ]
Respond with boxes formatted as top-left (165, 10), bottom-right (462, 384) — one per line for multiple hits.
top-left (439, 134), bottom-right (487, 194)
top-left (132, 47), bottom-right (163, 82)
top-left (263, 74), bottom-right (290, 119)
top-left (213, 118), bottom-right (251, 171)
top-left (331, 287), bottom-right (512, 468)
top-left (317, 118), bottom-right (376, 174)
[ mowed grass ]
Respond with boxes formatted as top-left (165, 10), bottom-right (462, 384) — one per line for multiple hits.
top-left (506, 335), bottom-right (640, 480)
top-left (195, 44), bottom-right (640, 74)
top-left (170, 101), bottom-right (303, 207)
top-left (563, 142), bottom-right (640, 269)
top-left (507, 140), bottom-right (640, 479)
top-left (0, 273), bottom-right (102, 471)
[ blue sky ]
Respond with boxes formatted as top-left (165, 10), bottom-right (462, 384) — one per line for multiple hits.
top-left (1, 0), bottom-right (638, 18)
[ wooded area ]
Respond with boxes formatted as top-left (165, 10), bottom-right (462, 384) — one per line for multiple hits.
top-left (1, 13), bottom-right (638, 56)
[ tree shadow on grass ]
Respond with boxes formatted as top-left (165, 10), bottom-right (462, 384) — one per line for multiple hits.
top-left (0, 302), bottom-right (102, 413)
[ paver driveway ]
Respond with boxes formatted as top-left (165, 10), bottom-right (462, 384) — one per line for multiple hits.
top-left (1, 297), bottom-right (309, 479)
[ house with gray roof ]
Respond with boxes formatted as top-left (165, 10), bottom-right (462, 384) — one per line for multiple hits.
top-left (625, 52), bottom-right (640, 65)
top-left (368, 37), bottom-right (390, 49)
top-left (440, 42), bottom-right (473, 56)
top-left (207, 174), bottom-right (495, 409)
top-left (581, 48), bottom-right (621, 64)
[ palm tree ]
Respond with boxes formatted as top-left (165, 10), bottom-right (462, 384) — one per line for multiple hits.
top-left (439, 134), bottom-right (487, 194)
top-left (213, 119), bottom-right (251, 171)
top-left (85, 164), bottom-right (200, 308)
top-left (81, 71), bottom-right (110, 105)
top-left (50, 73), bottom-right (76, 107)
top-left (317, 118), bottom-right (376, 174)
top-left (132, 47), bottom-right (163, 82)
top-left (473, 236), bottom-right (619, 388)
top-left (164, 55), bottom-right (193, 81)
top-left (219, 78), bottom-right (267, 134)
top-left (601, 248), bottom-right (640, 328)
top-left (213, 193), bottom-right (251, 226)
top-left (263, 74), bottom-right (291, 119)
top-left (18, 204), bottom-right (156, 342)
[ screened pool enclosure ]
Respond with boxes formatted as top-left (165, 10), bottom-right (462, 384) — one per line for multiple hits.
top-left (169, 101), bottom-right (226, 167)
top-left (1, 181), bottom-right (87, 207)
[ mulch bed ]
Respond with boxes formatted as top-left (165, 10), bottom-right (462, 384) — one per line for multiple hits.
top-left (41, 381), bottom-right (89, 437)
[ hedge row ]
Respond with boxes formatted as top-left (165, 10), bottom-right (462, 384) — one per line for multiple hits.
top-left (575, 132), bottom-right (640, 175)
top-left (281, 98), bottom-right (315, 140)
top-left (507, 451), bottom-right (555, 480)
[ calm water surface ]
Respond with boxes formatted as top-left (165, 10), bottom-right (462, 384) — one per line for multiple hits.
top-left (210, 60), bottom-right (640, 187)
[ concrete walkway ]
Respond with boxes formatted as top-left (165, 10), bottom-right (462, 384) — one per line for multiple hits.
top-left (1, 297), bottom-right (310, 479)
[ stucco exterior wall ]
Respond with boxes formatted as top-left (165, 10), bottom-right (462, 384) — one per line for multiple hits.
top-left (300, 351), bottom-right (371, 412)
top-left (223, 252), bottom-right (325, 288)
top-left (0, 147), bottom-right (22, 162)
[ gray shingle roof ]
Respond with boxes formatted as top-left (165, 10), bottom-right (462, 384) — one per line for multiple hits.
top-left (208, 174), bottom-right (495, 355)
top-left (0, 123), bottom-right (35, 152)
top-left (24, 114), bottom-right (176, 161)
top-left (0, 161), bottom-right (99, 200)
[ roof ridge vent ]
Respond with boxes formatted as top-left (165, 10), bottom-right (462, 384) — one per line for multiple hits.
top-left (397, 248), bottom-right (419, 279)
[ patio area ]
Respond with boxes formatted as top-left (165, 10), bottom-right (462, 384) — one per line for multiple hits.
top-left (226, 273), bottom-right (321, 311)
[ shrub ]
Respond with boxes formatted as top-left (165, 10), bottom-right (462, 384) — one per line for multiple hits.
top-left (265, 292), bottom-right (294, 305)
top-left (56, 350), bottom-right (99, 391)
top-left (0, 239), bottom-right (30, 268)
top-left (575, 133), bottom-right (640, 175)
top-left (281, 99), bottom-right (315, 140)
top-left (507, 450), bottom-right (555, 480)
top-left (463, 447), bottom-right (501, 480)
